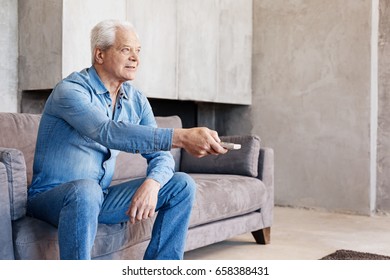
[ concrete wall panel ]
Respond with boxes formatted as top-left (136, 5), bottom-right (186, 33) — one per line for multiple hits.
top-left (251, 0), bottom-right (373, 214)
top-left (377, 0), bottom-right (390, 213)
top-left (0, 0), bottom-right (18, 112)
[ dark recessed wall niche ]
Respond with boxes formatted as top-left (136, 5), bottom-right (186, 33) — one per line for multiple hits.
top-left (21, 89), bottom-right (52, 114)
top-left (148, 98), bottom-right (198, 128)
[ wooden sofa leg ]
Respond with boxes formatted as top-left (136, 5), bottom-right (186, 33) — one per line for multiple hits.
top-left (251, 227), bottom-right (271, 244)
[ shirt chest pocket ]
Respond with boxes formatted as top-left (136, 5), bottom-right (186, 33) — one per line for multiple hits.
top-left (117, 109), bottom-right (140, 125)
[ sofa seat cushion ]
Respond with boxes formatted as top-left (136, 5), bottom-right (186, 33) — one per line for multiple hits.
top-left (12, 215), bottom-right (155, 259)
top-left (188, 174), bottom-right (267, 228)
top-left (12, 173), bottom-right (266, 259)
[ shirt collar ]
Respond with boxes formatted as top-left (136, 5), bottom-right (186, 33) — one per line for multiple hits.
top-left (88, 66), bottom-right (108, 95)
top-left (89, 66), bottom-right (129, 99)
top-left (118, 86), bottom-right (129, 100)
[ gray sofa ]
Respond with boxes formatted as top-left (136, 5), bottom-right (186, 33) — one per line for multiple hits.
top-left (0, 112), bottom-right (274, 260)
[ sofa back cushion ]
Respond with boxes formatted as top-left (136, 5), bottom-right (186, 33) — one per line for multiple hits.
top-left (111, 115), bottom-right (182, 184)
top-left (0, 113), bottom-right (41, 186)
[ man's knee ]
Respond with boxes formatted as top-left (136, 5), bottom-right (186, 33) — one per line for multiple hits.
top-left (172, 172), bottom-right (196, 199)
top-left (65, 179), bottom-right (103, 208)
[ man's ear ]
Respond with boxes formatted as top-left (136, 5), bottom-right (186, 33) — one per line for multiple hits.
top-left (94, 48), bottom-right (104, 64)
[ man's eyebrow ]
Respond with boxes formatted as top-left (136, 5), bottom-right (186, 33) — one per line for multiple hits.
top-left (121, 44), bottom-right (141, 49)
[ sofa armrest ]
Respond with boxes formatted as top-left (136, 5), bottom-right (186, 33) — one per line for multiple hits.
top-left (180, 135), bottom-right (261, 177)
top-left (0, 161), bottom-right (15, 259)
top-left (0, 148), bottom-right (28, 221)
top-left (257, 147), bottom-right (274, 227)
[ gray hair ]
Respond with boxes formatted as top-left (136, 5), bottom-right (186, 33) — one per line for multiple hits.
top-left (90, 19), bottom-right (135, 64)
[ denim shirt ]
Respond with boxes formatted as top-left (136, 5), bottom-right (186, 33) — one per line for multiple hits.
top-left (28, 66), bottom-right (175, 197)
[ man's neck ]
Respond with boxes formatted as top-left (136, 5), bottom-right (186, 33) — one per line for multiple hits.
top-left (93, 64), bottom-right (123, 97)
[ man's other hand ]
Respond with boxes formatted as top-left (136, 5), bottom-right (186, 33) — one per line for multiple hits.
top-left (126, 179), bottom-right (160, 224)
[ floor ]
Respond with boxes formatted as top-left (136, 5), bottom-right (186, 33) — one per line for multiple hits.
top-left (184, 206), bottom-right (390, 260)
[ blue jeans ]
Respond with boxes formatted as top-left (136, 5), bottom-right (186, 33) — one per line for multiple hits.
top-left (27, 172), bottom-right (196, 260)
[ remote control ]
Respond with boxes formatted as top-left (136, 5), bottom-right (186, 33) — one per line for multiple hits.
top-left (220, 142), bottom-right (241, 150)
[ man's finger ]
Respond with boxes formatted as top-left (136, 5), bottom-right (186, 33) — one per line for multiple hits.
top-left (128, 200), bottom-right (142, 223)
top-left (142, 208), bottom-right (150, 219)
top-left (209, 129), bottom-right (221, 143)
top-left (149, 209), bottom-right (156, 218)
top-left (210, 140), bottom-right (227, 154)
top-left (128, 206), bottom-right (137, 224)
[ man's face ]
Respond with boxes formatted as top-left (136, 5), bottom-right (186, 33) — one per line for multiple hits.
top-left (99, 27), bottom-right (141, 83)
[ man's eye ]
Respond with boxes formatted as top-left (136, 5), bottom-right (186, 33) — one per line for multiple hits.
top-left (121, 48), bottom-right (130, 54)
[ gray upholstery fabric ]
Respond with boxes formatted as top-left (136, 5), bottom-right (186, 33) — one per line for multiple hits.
top-left (111, 153), bottom-right (148, 184)
top-left (185, 212), bottom-right (264, 252)
top-left (189, 174), bottom-right (267, 227)
top-left (93, 240), bottom-right (148, 260)
top-left (181, 135), bottom-right (261, 177)
top-left (0, 148), bottom-right (27, 220)
top-left (257, 148), bottom-right (274, 228)
top-left (154, 115), bottom-right (182, 170)
top-left (0, 162), bottom-right (14, 259)
top-left (13, 215), bottom-right (155, 260)
top-left (0, 113), bottom-right (41, 186)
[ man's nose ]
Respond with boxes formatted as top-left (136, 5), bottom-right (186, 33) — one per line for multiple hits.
top-left (129, 51), bottom-right (139, 62)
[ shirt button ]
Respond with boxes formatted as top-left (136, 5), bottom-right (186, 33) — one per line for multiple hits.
top-left (135, 150), bottom-right (140, 153)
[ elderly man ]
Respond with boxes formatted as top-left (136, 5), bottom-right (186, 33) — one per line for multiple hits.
top-left (27, 19), bottom-right (227, 260)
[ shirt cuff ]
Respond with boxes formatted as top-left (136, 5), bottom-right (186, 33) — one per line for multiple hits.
top-left (154, 127), bottom-right (174, 151)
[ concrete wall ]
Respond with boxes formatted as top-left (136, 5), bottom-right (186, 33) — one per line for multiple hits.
top-left (0, 0), bottom-right (18, 112)
top-left (18, 0), bottom-right (127, 90)
top-left (251, 0), bottom-right (375, 214)
top-left (377, 0), bottom-right (390, 213)
top-left (62, 0), bottom-right (127, 77)
top-left (18, 0), bottom-right (63, 90)
top-left (212, 0), bottom-right (377, 214)
top-left (128, 0), bottom-right (252, 104)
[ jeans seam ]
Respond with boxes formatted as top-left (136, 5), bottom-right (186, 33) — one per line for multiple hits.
top-left (62, 181), bottom-right (80, 259)
top-left (75, 184), bottom-right (80, 259)
top-left (154, 210), bottom-right (164, 258)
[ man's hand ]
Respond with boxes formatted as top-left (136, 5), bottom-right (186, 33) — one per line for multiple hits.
top-left (172, 127), bottom-right (228, 158)
top-left (126, 179), bottom-right (160, 224)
